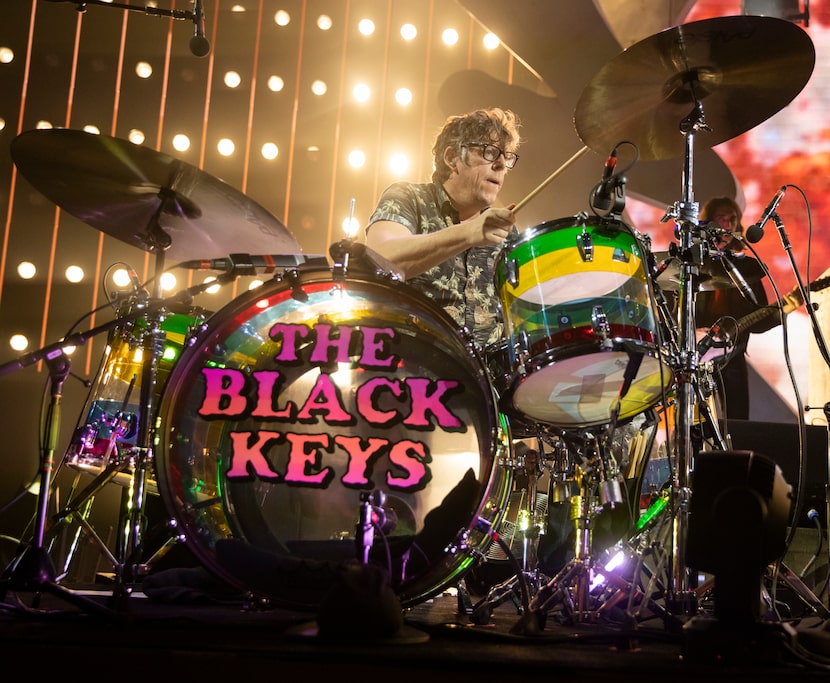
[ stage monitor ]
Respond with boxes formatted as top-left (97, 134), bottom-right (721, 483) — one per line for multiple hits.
top-left (719, 419), bottom-right (828, 527)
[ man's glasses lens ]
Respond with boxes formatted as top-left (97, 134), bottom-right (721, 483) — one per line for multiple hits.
top-left (468, 143), bottom-right (518, 168)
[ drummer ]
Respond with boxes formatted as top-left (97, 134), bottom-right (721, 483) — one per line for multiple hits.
top-left (696, 196), bottom-right (777, 420)
top-left (359, 107), bottom-right (521, 351)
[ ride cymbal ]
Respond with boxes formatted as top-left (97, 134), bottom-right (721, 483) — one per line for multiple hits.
top-left (11, 128), bottom-right (301, 262)
top-left (574, 15), bottom-right (815, 161)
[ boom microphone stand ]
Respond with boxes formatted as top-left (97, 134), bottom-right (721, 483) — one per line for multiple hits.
top-left (0, 348), bottom-right (116, 618)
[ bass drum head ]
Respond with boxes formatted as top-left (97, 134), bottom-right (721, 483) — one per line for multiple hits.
top-left (154, 268), bottom-right (511, 609)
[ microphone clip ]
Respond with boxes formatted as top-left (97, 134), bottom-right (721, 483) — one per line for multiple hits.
top-left (591, 172), bottom-right (627, 217)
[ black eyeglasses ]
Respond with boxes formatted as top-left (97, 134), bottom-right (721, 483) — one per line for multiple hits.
top-left (463, 142), bottom-right (519, 169)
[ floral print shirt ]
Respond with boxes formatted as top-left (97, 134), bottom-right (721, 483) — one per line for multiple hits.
top-left (367, 180), bottom-right (504, 351)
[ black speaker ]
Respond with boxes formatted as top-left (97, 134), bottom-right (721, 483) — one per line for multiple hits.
top-left (687, 449), bottom-right (793, 622)
top-left (719, 419), bottom-right (829, 527)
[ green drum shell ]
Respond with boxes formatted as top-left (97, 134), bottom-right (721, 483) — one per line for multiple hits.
top-left (493, 216), bottom-right (671, 428)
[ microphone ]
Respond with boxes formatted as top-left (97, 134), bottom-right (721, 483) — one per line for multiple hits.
top-left (720, 253), bottom-right (759, 305)
top-left (179, 253), bottom-right (325, 274)
top-left (189, 0), bottom-right (210, 57)
top-left (592, 148), bottom-right (617, 211)
top-left (125, 266), bottom-right (150, 299)
top-left (696, 321), bottom-right (723, 355)
top-left (746, 186), bottom-right (786, 244)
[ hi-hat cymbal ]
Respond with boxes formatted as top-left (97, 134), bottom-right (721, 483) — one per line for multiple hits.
top-left (653, 250), bottom-right (765, 292)
top-left (11, 128), bottom-right (301, 262)
top-left (574, 15), bottom-right (815, 161)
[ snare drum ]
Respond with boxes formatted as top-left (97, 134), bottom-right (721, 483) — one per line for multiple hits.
top-left (153, 267), bottom-right (512, 609)
top-left (494, 216), bottom-right (671, 428)
top-left (64, 305), bottom-right (210, 489)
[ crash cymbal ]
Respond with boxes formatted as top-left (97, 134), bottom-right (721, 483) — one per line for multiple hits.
top-left (11, 128), bottom-right (301, 262)
top-left (653, 250), bottom-right (766, 292)
top-left (574, 15), bottom-right (815, 161)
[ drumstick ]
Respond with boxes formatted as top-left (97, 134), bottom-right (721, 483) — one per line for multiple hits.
top-left (512, 145), bottom-right (590, 214)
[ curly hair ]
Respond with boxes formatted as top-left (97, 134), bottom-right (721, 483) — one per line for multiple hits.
top-left (431, 108), bottom-right (522, 183)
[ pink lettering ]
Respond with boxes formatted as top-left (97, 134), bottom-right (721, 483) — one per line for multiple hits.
top-left (309, 323), bottom-right (352, 364)
top-left (199, 368), bottom-right (248, 417)
top-left (283, 433), bottom-right (333, 485)
top-left (269, 323), bottom-right (310, 362)
top-left (355, 377), bottom-right (403, 425)
top-left (358, 327), bottom-right (396, 367)
top-left (250, 370), bottom-right (295, 418)
top-left (226, 431), bottom-right (282, 479)
top-left (404, 378), bottom-right (463, 428)
top-left (295, 373), bottom-right (354, 423)
top-left (386, 440), bottom-right (430, 490)
top-left (334, 435), bottom-right (388, 486)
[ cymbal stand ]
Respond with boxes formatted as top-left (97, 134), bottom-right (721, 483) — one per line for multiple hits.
top-left (111, 206), bottom-right (176, 602)
top-left (657, 100), bottom-right (712, 615)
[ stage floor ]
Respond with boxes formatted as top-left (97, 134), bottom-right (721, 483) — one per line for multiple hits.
top-left (1, 567), bottom-right (830, 681)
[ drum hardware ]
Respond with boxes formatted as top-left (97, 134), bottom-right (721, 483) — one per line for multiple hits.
top-left (571, 14), bottom-right (816, 621)
top-left (0, 349), bottom-right (116, 618)
top-left (513, 429), bottom-right (637, 628)
top-left (468, 441), bottom-right (551, 624)
top-left (59, 288), bottom-right (220, 592)
top-left (573, 16), bottom-right (815, 163)
top-left (48, 460), bottom-right (137, 580)
top-left (7, 125), bottom-right (304, 603)
top-left (329, 238), bottom-right (403, 282)
top-left (653, 247), bottom-right (766, 293)
top-left (356, 490), bottom-right (399, 564)
top-left (583, 491), bottom-right (676, 626)
top-left (0, 284), bottom-right (216, 613)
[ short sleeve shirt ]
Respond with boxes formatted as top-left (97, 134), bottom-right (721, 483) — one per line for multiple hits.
top-left (367, 180), bottom-right (504, 350)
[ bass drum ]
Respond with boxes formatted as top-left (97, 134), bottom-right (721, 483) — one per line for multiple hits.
top-left (154, 267), bottom-right (512, 609)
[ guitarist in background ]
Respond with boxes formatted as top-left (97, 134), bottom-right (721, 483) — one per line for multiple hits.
top-left (696, 196), bottom-right (779, 420)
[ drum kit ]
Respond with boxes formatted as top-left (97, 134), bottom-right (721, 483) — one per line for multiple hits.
top-left (0, 15), bottom-right (822, 629)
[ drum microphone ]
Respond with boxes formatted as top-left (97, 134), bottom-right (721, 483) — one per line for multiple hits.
top-left (746, 186), bottom-right (786, 243)
top-left (179, 253), bottom-right (326, 273)
top-left (697, 321), bottom-right (724, 355)
top-left (125, 266), bottom-right (150, 299)
top-left (189, 0), bottom-right (211, 57)
top-left (720, 253), bottom-right (759, 305)
top-left (592, 148), bottom-right (617, 211)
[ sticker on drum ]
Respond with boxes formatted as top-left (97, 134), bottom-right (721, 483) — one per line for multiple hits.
top-left (64, 307), bottom-right (209, 491)
top-left (154, 268), bottom-right (512, 609)
top-left (494, 216), bottom-right (671, 428)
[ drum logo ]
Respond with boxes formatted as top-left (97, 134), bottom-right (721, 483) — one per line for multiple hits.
top-left (194, 321), bottom-right (470, 492)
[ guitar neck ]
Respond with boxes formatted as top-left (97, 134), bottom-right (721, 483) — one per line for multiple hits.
top-left (735, 272), bottom-right (830, 336)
